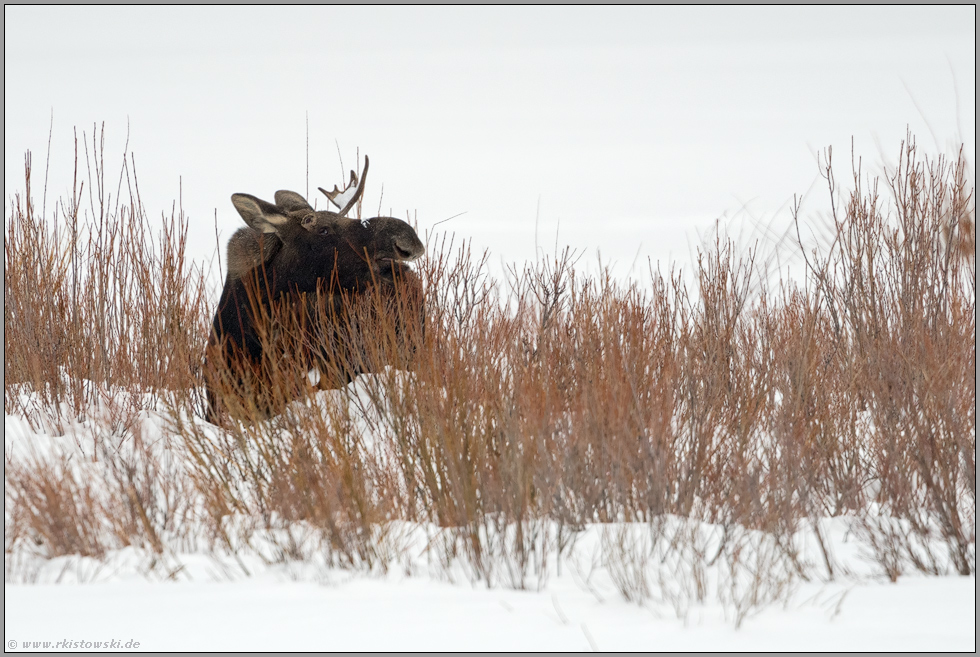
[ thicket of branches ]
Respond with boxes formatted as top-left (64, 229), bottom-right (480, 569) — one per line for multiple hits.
top-left (5, 130), bottom-right (975, 616)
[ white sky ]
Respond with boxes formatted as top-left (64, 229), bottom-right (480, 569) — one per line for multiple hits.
top-left (4, 6), bottom-right (975, 283)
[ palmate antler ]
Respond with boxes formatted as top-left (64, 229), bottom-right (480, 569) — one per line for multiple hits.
top-left (319, 155), bottom-right (370, 217)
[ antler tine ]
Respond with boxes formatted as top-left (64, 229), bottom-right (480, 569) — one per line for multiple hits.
top-left (319, 155), bottom-right (370, 217)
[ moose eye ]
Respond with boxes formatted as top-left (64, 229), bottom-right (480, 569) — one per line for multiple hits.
top-left (318, 226), bottom-right (331, 235)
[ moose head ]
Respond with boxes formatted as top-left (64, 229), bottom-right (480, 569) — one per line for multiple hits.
top-left (205, 156), bottom-right (425, 423)
top-left (224, 156), bottom-right (423, 281)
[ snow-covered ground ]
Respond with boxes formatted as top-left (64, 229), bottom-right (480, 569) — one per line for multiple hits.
top-left (5, 555), bottom-right (975, 651)
top-left (4, 7), bottom-right (975, 283)
top-left (5, 398), bottom-right (976, 652)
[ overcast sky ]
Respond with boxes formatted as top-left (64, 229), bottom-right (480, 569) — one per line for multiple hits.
top-left (5, 6), bottom-right (975, 283)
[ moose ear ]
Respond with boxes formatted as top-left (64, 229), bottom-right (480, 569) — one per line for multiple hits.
top-left (274, 190), bottom-right (313, 212)
top-left (231, 194), bottom-right (291, 234)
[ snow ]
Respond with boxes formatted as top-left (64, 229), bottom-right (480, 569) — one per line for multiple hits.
top-left (5, 565), bottom-right (975, 651)
top-left (5, 394), bottom-right (976, 651)
top-left (4, 377), bottom-right (977, 651)
top-left (4, 7), bottom-right (975, 285)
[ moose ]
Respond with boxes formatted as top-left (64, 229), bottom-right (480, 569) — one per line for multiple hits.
top-left (205, 156), bottom-right (425, 422)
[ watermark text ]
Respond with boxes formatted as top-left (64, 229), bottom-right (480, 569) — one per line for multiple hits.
top-left (7, 638), bottom-right (141, 650)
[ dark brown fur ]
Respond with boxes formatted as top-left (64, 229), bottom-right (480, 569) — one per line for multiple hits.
top-left (206, 190), bottom-right (424, 423)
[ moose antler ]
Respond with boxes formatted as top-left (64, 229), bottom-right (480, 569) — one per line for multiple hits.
top-left (319, 155), bottom-right (370, 217)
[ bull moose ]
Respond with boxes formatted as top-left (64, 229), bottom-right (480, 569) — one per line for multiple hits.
top-left (205, 156), bottom-right (425, 422)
